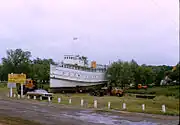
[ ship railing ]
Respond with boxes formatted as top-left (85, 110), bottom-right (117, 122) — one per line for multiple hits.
top-left (55, 64), bottom-right (106, 73)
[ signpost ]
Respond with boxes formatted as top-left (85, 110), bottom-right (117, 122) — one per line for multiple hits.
top-left (7, 83), bottom-right (16, 97)
top-left (8, 73), bottom-right (26, 98)
top-left (7, 83), bottom-right (16, 88)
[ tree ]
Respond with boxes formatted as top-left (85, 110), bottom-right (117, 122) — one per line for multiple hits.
top-left (30, 58), bottom-right (55, 83)
top-left (106, 60), bottom-right (133, 89)
top-left (169, 64), bottom-right (180, 82)
top-left (81, 56), bottom-right (88, 65)
top-left (132, 66), bottom-right (154, 88)
top-left (0, 64), bottom-right (2, 81)
top-left (1, 49), bottom-right (32, 80)
top-left (106, 59), bottom-right (156, 89)
top-left (130, 59), bottom-right (139, 87)
top-left (141, 65), bottom-right (155, 85)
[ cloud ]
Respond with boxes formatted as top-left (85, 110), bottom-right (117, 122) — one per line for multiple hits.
top-left (0, 0), bottom-right (179, 65)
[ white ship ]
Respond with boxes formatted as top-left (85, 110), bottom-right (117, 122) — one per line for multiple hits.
top-left (50, 55), bottom-right (108, 92)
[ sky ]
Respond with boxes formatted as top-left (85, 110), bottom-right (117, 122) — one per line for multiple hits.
top-left (0, 0), bottom-right (179, 66)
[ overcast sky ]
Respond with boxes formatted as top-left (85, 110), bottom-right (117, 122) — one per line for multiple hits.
top-left (0, 0), bottom-right (179, 65)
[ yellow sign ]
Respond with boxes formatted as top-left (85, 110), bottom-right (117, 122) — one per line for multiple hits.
top-left (172, 66), bottom-right (176, 71)
top-left (8, 73), bottom-right (26, 84)
top-left (91, 61), bottom-right (97, 68)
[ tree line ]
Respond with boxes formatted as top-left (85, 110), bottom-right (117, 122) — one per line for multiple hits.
top-left (106, 59), bottom-right (179, 88)
top-left (0, 49), bottom-right (179, 87)
top-left (0, 49), bottom-right (56, 83)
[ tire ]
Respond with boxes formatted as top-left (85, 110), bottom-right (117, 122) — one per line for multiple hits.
top-left (116, 93), bottom-right (123, 97)
top-left (119, 94), bottom-right (123, 97)
top-left (97, 92), bottom-right (100, 97)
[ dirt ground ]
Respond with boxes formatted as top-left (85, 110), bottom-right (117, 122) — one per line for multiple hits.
top-left (0, 95), bottom-right (179, 125)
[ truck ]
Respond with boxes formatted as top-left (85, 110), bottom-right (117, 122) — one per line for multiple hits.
top-left (17, 79), bottom-right (37, 95)
top-left (89, 86), bottom-right (124, 97)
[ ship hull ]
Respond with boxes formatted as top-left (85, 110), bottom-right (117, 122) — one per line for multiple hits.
top-left (50, 78), bottom-right (106, 93)
top-left (50, 64), bottom-right (107, 93)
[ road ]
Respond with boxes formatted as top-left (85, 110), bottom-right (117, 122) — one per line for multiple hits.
top-left (0, 97), bottom-right (179, 125)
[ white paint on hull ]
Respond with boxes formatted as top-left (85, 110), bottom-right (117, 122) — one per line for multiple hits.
top-left (50, 78), bottom-right (104, 88)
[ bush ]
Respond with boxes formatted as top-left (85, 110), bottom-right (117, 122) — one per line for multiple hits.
top-left (42, 84), bottom-right (49, 91)
top-left (0, 83), bottom-right (6, 88)
top-left (175, 93), bottom-right (180, 99)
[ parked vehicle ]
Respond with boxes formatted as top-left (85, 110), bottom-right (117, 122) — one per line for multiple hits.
top-left (110, 88), bottom-right (124, 97)
top-left (138, 84), bottom-right (147, 89)
top-left (89, 86), bottom-right (124, 97)
top-left (17, 79), bottom-right (37, 95)
top-left (26, 89), bottom-right (53, 99)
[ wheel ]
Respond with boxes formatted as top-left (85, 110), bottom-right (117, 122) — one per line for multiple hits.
top-left (119, 94), bottom-right (123, 97)
top-left (96, 92), bottom-right (100, 96)
top-left (117, 93), bottom-right (123, 97)
top-left (116, 93), bottom-right (120, 97)
top-left (100, 92), bottom-right (104, 96)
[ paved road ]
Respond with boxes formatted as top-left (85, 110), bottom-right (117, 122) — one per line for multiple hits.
top-left (0, 98), bottom-right (179, 125)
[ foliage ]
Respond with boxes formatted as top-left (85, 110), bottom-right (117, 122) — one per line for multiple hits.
top-left (169, 64), bottom-right (180, 82)
top-left (106, 60), bottom-right (133, 88)
top-left (81, 56), bottom-right (88, 65)
top-left (106, 59), bottom-right (179, 88)
top-left (0, 49), bottom-right (55, 84)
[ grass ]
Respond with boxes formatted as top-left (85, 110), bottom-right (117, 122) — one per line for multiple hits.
top-left (0, 82), bottom-right (179, 116)
top-left (126, 86), bottom-right (180, 98)
top-left (0, 116), bottom-right (42, 125)
top-left (50, 93), bottom-right (179, 116)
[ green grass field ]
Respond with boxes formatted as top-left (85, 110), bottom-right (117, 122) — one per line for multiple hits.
top-left (50, 93), bottom-right (179, 115)
top-left (0, 83), bottom-right (179, 116)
